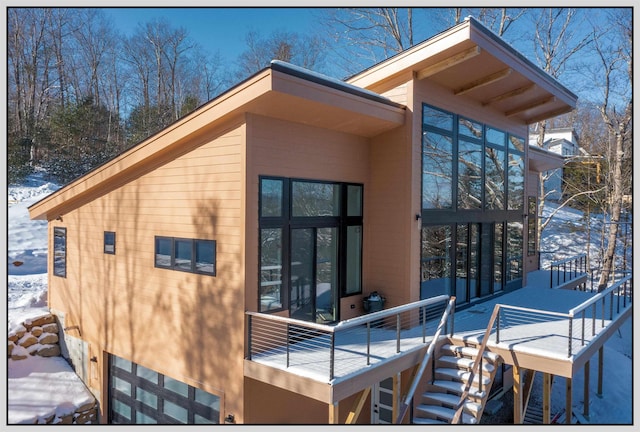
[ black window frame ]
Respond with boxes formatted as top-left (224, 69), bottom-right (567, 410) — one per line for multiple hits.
top-left (154, 236), bottom-right (216, 276)
top-left (104, 231), bottom-right (116, 255)
top-left (53, 226), bottom-right (67, 278)
top-left (258, 176), bottom-right (364, 315)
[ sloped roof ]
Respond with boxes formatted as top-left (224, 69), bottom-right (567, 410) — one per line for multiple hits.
top-left (348, 16), bottom-right (578, 125)
top-left (28, 63), bottom-right (405, 221)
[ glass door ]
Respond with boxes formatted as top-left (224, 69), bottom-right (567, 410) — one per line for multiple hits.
top-left (290, 227), bottom-right (338, 324)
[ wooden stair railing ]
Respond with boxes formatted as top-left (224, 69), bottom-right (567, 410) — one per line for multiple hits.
top-left (395, 296), bottom-right (457, 424)
top-left (451, 303), bottom-right (501, 424)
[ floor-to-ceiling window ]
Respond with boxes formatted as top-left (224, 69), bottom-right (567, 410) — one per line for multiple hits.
top-left (259, 177), bottom-right (363, 323)
top-left (420, 104), bottom-right (524, 304)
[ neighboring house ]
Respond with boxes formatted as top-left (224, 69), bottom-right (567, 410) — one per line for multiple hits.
top-left (528, 127), bottom-right (588, 201)
top-left (31, 17), bottom-right (625, 425)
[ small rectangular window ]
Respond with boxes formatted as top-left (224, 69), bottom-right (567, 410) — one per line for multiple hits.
top-left (104, 231), bottom-right (116, 254)
top-left (155, 237), bottom-right (216, 276)
top-left (53, 227), bottom-right (67, 278)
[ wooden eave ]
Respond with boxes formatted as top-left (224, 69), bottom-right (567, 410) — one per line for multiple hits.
top-left (348, 16), bottom-right (577, 125)
top-left (529, 145), bottom-right (566, 172)
top-left (28, 65), bottom-right (405, 221)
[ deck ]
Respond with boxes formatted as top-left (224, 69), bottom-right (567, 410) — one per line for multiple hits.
top-left (244, 271), bottom-right (631, 402)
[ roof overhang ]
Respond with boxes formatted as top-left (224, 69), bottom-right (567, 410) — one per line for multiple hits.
top-left (348, 16), bottom-right (578, 125)
top-left (529, 145), bottom-right (565, 172)
top-left (28, 64), bottom-right (405, 221)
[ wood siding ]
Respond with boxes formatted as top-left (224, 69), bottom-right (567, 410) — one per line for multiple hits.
top-left (48, 122), bottom-right (247, 422)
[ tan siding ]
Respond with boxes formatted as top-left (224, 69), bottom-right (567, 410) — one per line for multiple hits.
top-left (48, 121), bottom-right (247, 422)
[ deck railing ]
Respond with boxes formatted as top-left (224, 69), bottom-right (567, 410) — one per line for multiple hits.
top-left (246, 295), bottom-right (453, 381)
top-left (549, 253), bottom-right (588, 289)
top-left (494, 275), bottom-right (632, 358)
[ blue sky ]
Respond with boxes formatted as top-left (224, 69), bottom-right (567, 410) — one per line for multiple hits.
top-left (103, 7), bottom-right (325, 61)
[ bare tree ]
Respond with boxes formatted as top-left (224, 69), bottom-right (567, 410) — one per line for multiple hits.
top-left (592, 10), bottom-right (632, 290)
top-left (235, 29), bottom-right (327, 79)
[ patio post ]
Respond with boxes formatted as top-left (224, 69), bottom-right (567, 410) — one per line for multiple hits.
top-left (584, 361), bottom-right (590, 419)
top-left (597, 346), bottom-right (604, 396)
top-left (542, 373), bottom-right (552, 424)
top-left (329, 401), bottom-right (339, 424)
top-left (565, 377), bottom-right (573, 424)
top-left (512, 363), bottom-right (524, 424)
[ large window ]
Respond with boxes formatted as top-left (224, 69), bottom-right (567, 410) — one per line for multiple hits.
top-left (154, 237), bottom-right (216, 276)
top-left (420, 103), bottom-right (525, 302)
top-left (53, 227), bottom-right (67, 278)
top-left (259, 177), bottom-right (363, 321)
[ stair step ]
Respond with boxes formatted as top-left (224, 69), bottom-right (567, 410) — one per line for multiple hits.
top-left (421, 392), bottom-right (482, 415)
top-left (441, 344), bottom-right (501, 363)
top-left (430, 380), bottom-right (486, 399)
top-left (412, 417), bottom-right (449, 425)
top-left (435, 367), bottom-right (492, 386)
top-left (437, 355), bottom-right (495, 373)
top-left (414, 404), bottom-right (477, 424)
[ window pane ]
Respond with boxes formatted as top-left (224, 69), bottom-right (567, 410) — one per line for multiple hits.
top-left (113, 400), bottom-right (131, 420)
top-left (53, 227), bottom-right (66, 277)
top-left (113, 376), bottom-right (131, 395)
top-left (260, 178), bottom-right (283, 217)
top-left (347, 185), bottom-right (363, 217)
top-left (458, 140), bottom-right (483, 209)
top-left (104, 231), bottom-right (116, 254)
top-left (195, 388), bottom-right (220, 410)
top-left (459, 117), bottom-right (483, 140)
top-left (456, 225), bottom-right (469, 303)
top-left (494, 223), bottom-right (504, 292)
top-left (422, 132), bottom-right (453, 209)
top-left (509, 135), bottom-right (525, 152)
top-left (194, 414), bottom-right (216, 424)
top-left (508, 153), bottom-right (524, 210)
top-left (136, 364), bottom-right (158, 384)
top-left (486, 128), bottom-right (506, 147)
top-left (136, 411), bottom-right (157, 424)
top-left (155, 237), bottom-right (172, 267)
top-left (260, 228), bottom-right (283, 311)
top-left (507, 221), bottom-right (523, 281)
top-left (174, 239), bottom-right (192, 271)
top-left (164, 376), bottom-right (189, 397)
top-left (136, 386), bottom-right (157, 409)
top-left (292, 181), bottom-right (340, 217)
top-left (290, 228), bottom-right (314, 319)
top-left (195, 240), bottom-right (215, 274)
top-left (420, 225), bottom-right (451, 299)
top-left (113, 356), bottom-right (132, 373)
top-left (316, 227), bottom-right (338, 323)
top-left (163, 399), bottom-right (188, 423)
top-left (345, 226), bottom-right (362, 295)
top-left (423, 104), bottom-right (453, 131)
top-left (527, 197), bottom-right (537, 256)
top-left (485, 147), bottom-right (505, 210)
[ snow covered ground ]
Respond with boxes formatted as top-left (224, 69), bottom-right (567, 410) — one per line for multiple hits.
top-left (5, 173), bottom-right (635, 426)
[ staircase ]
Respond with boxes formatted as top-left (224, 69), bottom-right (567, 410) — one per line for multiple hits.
top-left (412, 340), bottom-right (502, 425)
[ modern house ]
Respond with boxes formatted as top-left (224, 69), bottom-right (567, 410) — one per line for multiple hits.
top-left (28, 17), bottom-right (631, 425)
top-left (529, 127), bottom-right (590, 201)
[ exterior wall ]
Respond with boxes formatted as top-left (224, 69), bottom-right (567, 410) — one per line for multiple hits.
top-left (47, 120), bottom-right (247, 423)
top-left (245, 113), bottom-right (372, 322)
top-left (525, 170), bottom-right (541, 274)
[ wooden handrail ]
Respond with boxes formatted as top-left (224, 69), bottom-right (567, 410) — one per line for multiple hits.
top-left (451, 303), bottom-right (501, 424)
top-left (395, 296), bottom-right (456, 424)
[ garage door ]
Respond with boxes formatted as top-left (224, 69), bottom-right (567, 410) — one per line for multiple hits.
top-left (109, 354), bottom-right (221, 424)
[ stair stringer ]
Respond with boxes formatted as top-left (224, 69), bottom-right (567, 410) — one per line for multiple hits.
top-left (411, 336), bottom-right (503, 425)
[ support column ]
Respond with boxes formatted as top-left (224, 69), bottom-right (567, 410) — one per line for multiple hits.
top-left (346, 388), bottom-right (370, 424)
top-left (584, 361), bottom-right (590, 419)
top-left (565, 377), bottom-right (572, 425)
top-left (513, 364), bottom-right (524, 424)
top-left (392, 373), bottom-right (400, 422)
top-left (329, 401), bottom-right (340, 424)
top-left (542, 373), bottom-right (552, 424)
top-left (597, 346), bottom-right (604, 396)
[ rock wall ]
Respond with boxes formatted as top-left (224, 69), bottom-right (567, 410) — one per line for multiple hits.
top-left (8, 313), bottom-right (99, 425)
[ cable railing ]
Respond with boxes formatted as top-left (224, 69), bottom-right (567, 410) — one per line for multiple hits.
top-left (494, 274), bottom-right (632, 358)
top-left (548, 253), bottom-right (588, 289)
top-left (246, 295), bottom-right (454, 382)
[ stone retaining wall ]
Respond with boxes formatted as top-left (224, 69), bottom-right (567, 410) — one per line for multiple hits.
top-left (8, 313), bottom-right (99, 425)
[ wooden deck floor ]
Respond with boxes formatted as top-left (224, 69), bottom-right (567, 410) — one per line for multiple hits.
top-left (248, 272), bottom-right (630, 383)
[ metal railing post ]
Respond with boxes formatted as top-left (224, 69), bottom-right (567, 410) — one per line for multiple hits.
top-left (330, 332), bottom-right (335, 380)
top-left (422, 306), bottom-right (426, 343)
top-left (366, 322), bottom-right (371, 366)
top-left (286, 323), bottom-right (290, 368)
top-left (592, 303), bottom-right (596, 336)
top-left (581, 310), bottom-right (586, 346)
top-left (568, 317), bottom-right (573, 357)
top-left (495, 308), bottom-right (501, 344)
top-left (396, 314), bottom-right (401, 353)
